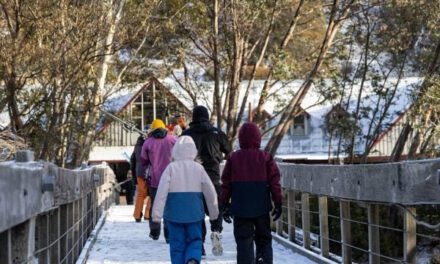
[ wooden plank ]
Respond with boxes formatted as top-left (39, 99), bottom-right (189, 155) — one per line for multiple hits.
top-left (49, 209), bottom-right (60, 263)
top-left (368, 204), bottom-right (380, 264)
top-left (404, 207), bottom-right (417, 264)
top-left (319, 196), bottom-right (330, 258)
top-left (301, 193), bottom-right (310, 249)
top-left (340, 200), bottom-right (352, 264)
top-left (36, 215), bottom-right (49, 264)
top-left (288, 190), bottom-right (296, 242)
top-left (277, 159), bottom-right (440, 204)
top-left (0, 230), bottom-right (11, 264)
top-left (11, 218), bottom-right (35, 264)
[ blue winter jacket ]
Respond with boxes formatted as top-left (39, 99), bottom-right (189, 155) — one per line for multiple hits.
top-left (152, 136), bottom-right (219, 223)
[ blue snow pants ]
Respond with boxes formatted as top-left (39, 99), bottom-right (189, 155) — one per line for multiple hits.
top-left (166, 220), bottom-right (203, 264)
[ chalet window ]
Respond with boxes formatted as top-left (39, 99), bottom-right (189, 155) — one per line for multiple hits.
top-left (290, 114), bottom-right (308, 136)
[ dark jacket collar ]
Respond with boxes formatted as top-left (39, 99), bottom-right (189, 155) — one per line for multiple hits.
top-left (150, 128), bottom-right (168, 139)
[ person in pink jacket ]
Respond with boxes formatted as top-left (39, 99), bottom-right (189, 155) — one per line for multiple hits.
top-left (141, 119), bottom-right (177, 241)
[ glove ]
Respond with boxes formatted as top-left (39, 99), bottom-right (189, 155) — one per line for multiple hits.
top-left (221, 204), bottom-right (233, 224)
top-left (271, 203), bottom-right (282, 221)
top-left (210, 217), bottom-right (223, 232)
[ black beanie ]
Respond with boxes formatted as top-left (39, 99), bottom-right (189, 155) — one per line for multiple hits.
top-left (192, 105), bottom-right (209, 122)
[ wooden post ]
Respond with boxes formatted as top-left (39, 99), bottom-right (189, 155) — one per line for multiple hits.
top-left (301, 193), bottom-right (310, 249)
top-left (36, 214), bottom-right (49, 263)
top-left (288, 190), bottom-right (296, 242)
top-left (404, 207), bottom-right (417, 264)
top-left (11, 218), bottom-right (36, 264)
top-left (49, 208), bottom-right (60, 263)
top-left (368, 204), bottom-right (380, 264)
top-left (319, 196), bottom-right (330, 258)
top-left (340, 200), bottom-right (352, 264)
top-left (74, 200), bottom-right (80, 259)
top-left (0, 230), bottom-right (11, 264)
top-left (67, 202), bottom-right (74, 263)
top-left (59, 205), bottom-right (68, 262)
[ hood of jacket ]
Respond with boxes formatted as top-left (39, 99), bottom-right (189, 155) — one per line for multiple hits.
top-left (172, 136), bottom-right (198, 161)
top-left (192, 105), bottom-right (210, 123)
top-left (239, 122), bottom-right (261, 149)
top-left (151, 128), bottom-right (168, 139)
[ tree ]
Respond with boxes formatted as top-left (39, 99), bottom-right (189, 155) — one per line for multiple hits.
top-left (0, 0), bottom-right (161, 167)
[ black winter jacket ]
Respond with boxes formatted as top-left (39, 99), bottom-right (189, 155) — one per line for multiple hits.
top-left (182, 121), bottom-right (231, 185)
top-left (130, 136), bottom-right (145, 177)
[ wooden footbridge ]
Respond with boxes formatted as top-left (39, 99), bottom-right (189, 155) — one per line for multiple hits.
top-left (0, 151), bottom-right (439, 263)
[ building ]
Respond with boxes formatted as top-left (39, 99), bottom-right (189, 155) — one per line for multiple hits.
top-left (162, 76), bottom-right (422, 164)
top-left (88, 77), bottom-right (191, 185)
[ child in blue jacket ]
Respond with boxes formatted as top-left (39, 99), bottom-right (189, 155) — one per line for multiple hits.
top-left (152, 136), bottom-right (219, 264)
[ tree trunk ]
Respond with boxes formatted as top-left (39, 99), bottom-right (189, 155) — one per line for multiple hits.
top-left (72, 0), bottom-right (126, 167)
top-left (388, 39), bottom-right (440, 161)
top-left (232, 1), bottom-right (278, 140)
top-left (265, 0), bottom-right (349, 155)
top-left (212, 0), bottom-right (222, 129)
top-left (389, 123), bottom-right (412, 162)
top-left (254, 0), bottom-right (305, 124)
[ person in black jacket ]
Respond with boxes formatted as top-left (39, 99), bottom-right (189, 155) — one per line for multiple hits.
top-left (131, 135), bottom-right (151, 222)
top-left (182, 105), bottom-right (231, 255)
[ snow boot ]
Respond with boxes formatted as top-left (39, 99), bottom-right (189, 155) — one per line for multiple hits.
top-left (135, 212), bottom-right (143, 222)
top-left (149, 233), bottom-right (159, 240)
top-left (210, 231), bottom-right (223, 256)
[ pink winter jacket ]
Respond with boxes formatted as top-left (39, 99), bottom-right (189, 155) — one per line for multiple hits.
top-left (140, 129), bottom-right (177, 188)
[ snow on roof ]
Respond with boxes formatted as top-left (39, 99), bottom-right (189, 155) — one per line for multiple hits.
top-left (163, 73), bottom-right (420, 157)
top-left (162, 70), bottom-right (420, 123)
top-left (269, 77), bottom-right (421, 157)
top-left (102, 83), bottom-right (146, 113)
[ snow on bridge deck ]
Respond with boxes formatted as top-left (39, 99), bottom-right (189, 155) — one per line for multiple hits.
top-left (86, 205), bottom-right (316, 264)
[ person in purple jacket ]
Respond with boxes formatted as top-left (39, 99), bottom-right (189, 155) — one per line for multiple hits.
top-left (141, 119), bottom-right (177, 241)
top-left (220, 122), bottom-right (282, 264)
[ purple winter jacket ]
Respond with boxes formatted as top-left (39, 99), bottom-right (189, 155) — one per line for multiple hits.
top-left (140, 129), bottom-right (177, 188)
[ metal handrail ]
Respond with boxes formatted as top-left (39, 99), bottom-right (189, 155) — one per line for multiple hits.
top-left (99, 108), bottom-right (146, 136)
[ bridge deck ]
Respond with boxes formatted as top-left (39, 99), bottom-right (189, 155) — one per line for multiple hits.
top-left (85, 205), bottom-right (316, 264)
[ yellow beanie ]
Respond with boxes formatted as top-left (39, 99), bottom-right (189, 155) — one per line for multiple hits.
top-left (151, 119), bottom-right (166, 130)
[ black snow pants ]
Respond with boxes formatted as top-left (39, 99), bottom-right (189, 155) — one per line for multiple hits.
top-left (202, 184), bottom-right (223, 242)
top-left (233, 214), bottom-right (273, 264)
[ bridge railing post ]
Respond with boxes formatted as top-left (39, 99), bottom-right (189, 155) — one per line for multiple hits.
top-left (0, 230), bottom-right (11, 263)
top-left (287, 190), bottom-right (296, 242)
top-left (59, 204), bottom-right (68, 263)
top-left (301, 193), bottom-right (310, 249)
top-left (319, 196), bottom-right (330, 258)
top-left (36, 214), bottom-right (49, 263)
top-left (368, 203), bottom-right (380, 264)
top-left (49, 208), bottom-right (60, 263)
top-left (11, 218), bottom-right (36, 264)
top-left (403, 207), bottom-right (417, 264)
top-left (340, 200), bottom-right (352, 264)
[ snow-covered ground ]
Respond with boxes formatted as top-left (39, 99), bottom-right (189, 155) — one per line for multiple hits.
top-left (86, 205), bottom-right (316, 264)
